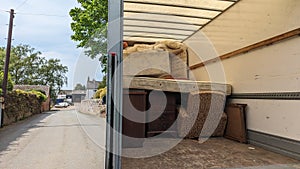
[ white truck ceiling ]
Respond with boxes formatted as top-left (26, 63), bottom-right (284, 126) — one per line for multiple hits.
top-left (123, 0), bottom-right (239, 42)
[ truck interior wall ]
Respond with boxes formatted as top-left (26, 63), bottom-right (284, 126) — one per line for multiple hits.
top-left (191, 0), bottom-right (300, 57)
top-left (187, 36), bottom-right (300, 141)
top-left (184, 0), bottom-right (300, 144)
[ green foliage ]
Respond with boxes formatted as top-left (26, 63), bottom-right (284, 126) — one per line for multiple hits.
top-left (0, 47), bottom-right (5, 66)
top-left (5, 90), bottom-right (42, 125)
top-left (94, 87), bottom-right (106, 99)
top-left (14, 89), bottom-right (27, 95)
top-left (28, 90), bottom-right (47, 102)
top-left (97, 75), bottom-right (106, 89)
top-left (0, 70), bottom-right (14, 92)
top-left (74, 83), bottom-right (86, 90)
top-left (40, 58), bottom-right (68, 101)
top-left (14, 89), bottom-right (47, 103)
top-left (0, 44), bottom-right (68, 101)
top-left (69, 0), bottom-right (108, 73)
top-left (8, 44), bottom-right (42, 84)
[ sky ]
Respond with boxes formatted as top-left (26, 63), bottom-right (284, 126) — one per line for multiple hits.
top-left (0, 0), bottom-right (103, 90)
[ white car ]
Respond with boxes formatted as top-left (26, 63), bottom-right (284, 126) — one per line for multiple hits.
top-left (54, 102), bottom-right (69, 108)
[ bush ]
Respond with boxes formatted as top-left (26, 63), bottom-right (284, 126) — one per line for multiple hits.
top-left (14, 89), bottom-right (47, 103)
top-left (0, 71), bottom-right (14, 93)
top-left (94, 87), bottom-right (106, 99)
top-left (28, 90), bottom-right (47, 102)
top-left (14, 89), bottom-right (28, 95)
top-left (4, 90), bottom-right (42, 125)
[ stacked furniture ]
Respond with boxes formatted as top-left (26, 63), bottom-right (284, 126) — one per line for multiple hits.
top-left (122, 77), bottom-right (231, 148)
top-left (121, 41), bottom-right (231, 148)
top-left (177, 91), bottom-right (227, 138)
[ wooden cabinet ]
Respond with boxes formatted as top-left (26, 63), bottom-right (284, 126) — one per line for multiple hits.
top-left (122, 90), bottom-right (180, 147)
top-left (122, 89), bottom-right (147, 148)
top-left (146, 91), bottom-right (178, 137)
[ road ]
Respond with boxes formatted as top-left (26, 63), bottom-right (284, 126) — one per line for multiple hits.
top-left (0, 108), bottom-right (106, 169)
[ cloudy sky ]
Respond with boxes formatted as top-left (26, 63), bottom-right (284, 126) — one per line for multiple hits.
top-left (0, 0), bottom-right (103, 90)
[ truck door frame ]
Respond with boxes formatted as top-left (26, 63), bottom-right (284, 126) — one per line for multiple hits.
top-left (105, 0), bottom-right (124, 168)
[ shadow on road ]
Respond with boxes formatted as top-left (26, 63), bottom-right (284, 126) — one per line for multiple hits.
top-left (0, 112), bottom-right (54, 154)
top-left (31, 123), bottom-right (101, 128)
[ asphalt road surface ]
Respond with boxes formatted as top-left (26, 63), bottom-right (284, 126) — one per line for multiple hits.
top-left (0, 108), bottom-right (106, 169)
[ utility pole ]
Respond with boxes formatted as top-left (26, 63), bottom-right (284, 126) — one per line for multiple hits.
top-left (1, 9), bottom-right (14, 128)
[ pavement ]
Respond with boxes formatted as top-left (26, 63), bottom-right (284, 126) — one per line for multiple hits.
top-left (0, 108), bottom-right (106, 169)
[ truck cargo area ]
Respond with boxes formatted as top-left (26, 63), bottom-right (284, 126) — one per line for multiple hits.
top-left (122, 138), bottom-right (300, 169)
top-left (106, 0), bottom-right (300, 168)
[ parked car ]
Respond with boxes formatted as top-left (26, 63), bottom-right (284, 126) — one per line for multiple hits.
top-left (65, 100), bottom-right (74, 106)
top-left (54, 102), bottom-right (69, 108)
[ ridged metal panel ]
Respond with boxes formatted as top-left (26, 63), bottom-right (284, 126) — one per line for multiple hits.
top-left (230, 92), bottom-right (300, 100)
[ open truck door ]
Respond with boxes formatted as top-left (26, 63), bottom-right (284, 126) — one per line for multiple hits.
top-left (105, 0), bottom-right (123, 168)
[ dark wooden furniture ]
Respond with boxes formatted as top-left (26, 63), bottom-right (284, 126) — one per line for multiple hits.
top-left (122, 89), bottom-right (147, 148)
top-left (224, 103), bottom-right (247, 143)
top-left (146, 91), bottom-right (178, 137)
top-left (122, 84), bottom-right (231, 147)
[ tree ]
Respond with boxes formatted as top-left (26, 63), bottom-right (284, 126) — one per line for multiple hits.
top-left (38, 58), bottom-right (68, 100)
top-left (74, 83), bottom-right (86, 90)
top-left (0, 44), bottom-right (68, 101)
top-left (97, 76), bottom-right (106, 89)
top-left (0, 71), bottom-right (14, 93)
top-left (69, 0), bottom-right (108, 73)
top-left (9, 44), bottom-right (43, 84)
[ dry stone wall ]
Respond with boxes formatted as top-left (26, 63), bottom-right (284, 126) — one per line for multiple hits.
top-left (3, 91), bottom-right (42, 126)
top-left (77, 99), bottom-right (106, 117)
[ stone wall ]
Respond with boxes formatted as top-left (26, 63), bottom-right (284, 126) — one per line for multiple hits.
top-left (3, 91), bottom-right (42, 126)
top-left (14, 85), bottom-right (51, 112)
top-left (77, 99), bottom-right (106, 117)
top-left (41, 97), bottom-right (51, 112)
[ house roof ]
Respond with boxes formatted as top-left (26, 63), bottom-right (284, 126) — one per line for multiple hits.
top-left (72, 90), bottom-right (86, 95)
top-left (86, 79), bottom-right (101, 89)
